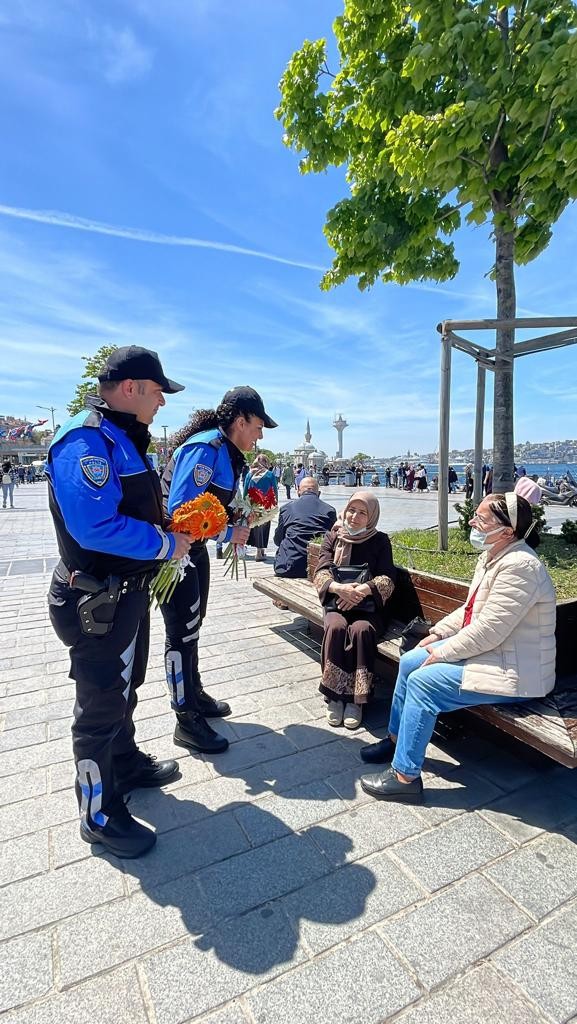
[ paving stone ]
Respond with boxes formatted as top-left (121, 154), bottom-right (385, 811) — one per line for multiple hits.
top-left (413, 767), bottom-right (504, 827)
top-left (187, 1005), bottom-right (249, 1024)
top-left (0, 930), bottom-right (53, 1011)
top-left (144, 902), bottom-right (308, 1024)
top-left (324, 764), bottom-right (374, 805)
top-left (0, 766), bottom-right (47, 806)
top-left (47, 718), bottom-right (71, 740)
top-left (123, 811), bottom-right (251, 892)
top-left (228, 701), bottom-right (313, 741)
top-left (127, 776), bottom-right (253, 834)
top-left (467, 748), bottom-right (548, 793)
top-left (494, 902), bottom-right (577, 1021)
top-left (281, 849), bottom-right (422, 954)
top-left (207, 731), bottom-right (297, 773)
top-left (47, 760), bottom-right (75, 792)
top-left (382, 874), bottom-right (532, 989)
top-left (233, 779), bottom-right (346, 846)
top-left (0, 831), bottom-right (50, 885)
top-left (0, 722), bottom-right (47, 752)
top-left (394, 963), bottom-right (546, 1024)
top-left (50, 818), bottom-right (102, 868)
top-left (305, 799), bottom-right (424, 867)
top-left (246, 930), bottom-right (420, 1024)
top-left (0, 854), bottom-right (125, 939)
top-left (0, 965), bottom-right (148, 1024)
top-left (0, 736), bottom-right (72, 778)
top-left (479, 779), bottom-right (577, 842)
top-left (0, 787), bottom-right (77, 842)
top-left (0, 689), bottom-right (45, 714)
top-left (282, 716), bottom-right (348, 752)
top-left (244, 741), bottom-right (358, 797)
top-left (4, 699), bottom-right (71, 730)
top-left (485, 833), bottom-right (577, 919)
top-left (196, 832), bottom-right (331, 922)
top-left (58, 874), bottom-right (212, 984)
top-left (393, 812), bottom-right (513, 892)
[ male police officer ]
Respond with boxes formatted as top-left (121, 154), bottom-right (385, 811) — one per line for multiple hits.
top-left (47, 346), bottom-right (192, 858)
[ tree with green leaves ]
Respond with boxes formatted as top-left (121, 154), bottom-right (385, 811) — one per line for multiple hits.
top-left (276, 1), bottom-right (577, 491)
top-left (352, 451), bottom-right (372, 463)
top-left (67, 344), bottom-right (118, 415)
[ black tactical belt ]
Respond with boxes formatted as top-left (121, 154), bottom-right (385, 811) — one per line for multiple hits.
top-left (68, 569), bottom-right (157, 594)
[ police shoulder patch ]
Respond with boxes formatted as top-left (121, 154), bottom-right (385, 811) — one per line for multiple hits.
top-left (80, 456), bottom-right (110, 487)
top-left (194, 463), bottom-right (213, 487)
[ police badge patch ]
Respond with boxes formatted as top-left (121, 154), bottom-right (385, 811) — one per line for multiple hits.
top-left (80, 456), bottom-right (110, 487)
top-left (193, 463), bottom-right (213, 487)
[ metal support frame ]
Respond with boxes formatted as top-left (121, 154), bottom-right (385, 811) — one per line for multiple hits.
top-left (436, 317), bottom-right (577, 550)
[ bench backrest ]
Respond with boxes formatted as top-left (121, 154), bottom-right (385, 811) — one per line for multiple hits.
top-left (387, 568), bottom-right (468, 625)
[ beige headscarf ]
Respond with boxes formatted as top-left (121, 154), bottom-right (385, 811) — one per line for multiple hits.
top-left (249, 453), bottom-right (271, 482)
top-left (333, 490), bottom-right (380, 566)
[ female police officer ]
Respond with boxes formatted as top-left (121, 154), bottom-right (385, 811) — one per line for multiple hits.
top-left (161, 387), bottom-right (277, 753)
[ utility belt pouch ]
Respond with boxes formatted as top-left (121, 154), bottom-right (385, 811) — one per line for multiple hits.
top-left (70, 572), bottom-right (120, 636)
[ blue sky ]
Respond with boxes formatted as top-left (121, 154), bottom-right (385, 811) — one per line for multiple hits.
top-left (1, 0), bottom-right (576, 459)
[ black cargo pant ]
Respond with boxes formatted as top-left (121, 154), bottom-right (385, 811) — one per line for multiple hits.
top-left (160, 543), bottom-right (210, 715)
top-left (48, 563), bottom-right (150, 827)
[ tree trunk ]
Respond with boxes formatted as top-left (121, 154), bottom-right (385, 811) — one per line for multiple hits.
top-left (492, 225), bottom-right (516, 493)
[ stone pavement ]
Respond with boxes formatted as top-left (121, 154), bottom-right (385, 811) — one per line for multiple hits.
top-left (1, 484), bottom-right (577, 1024)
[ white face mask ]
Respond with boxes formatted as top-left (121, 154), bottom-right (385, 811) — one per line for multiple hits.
top-left (469, 526), bottom-right (504, 551)
top-left (343, 521), bottom-right (366, 537)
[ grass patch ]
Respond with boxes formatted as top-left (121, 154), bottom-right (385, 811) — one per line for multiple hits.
top-left (391, 527), bottom-right (577, 600)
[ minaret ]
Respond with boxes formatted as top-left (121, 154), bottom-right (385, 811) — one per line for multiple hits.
top-left (333, 414), bottom-right (348, 459)
top-left (305, 419), bottom-right (312, 444)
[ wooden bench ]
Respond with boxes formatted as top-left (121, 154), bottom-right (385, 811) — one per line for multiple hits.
top-left (253, 552), bottom-right (577, 768)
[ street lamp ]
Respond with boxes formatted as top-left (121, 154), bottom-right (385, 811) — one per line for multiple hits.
top-left (37, 405), bottom-right (57, 433)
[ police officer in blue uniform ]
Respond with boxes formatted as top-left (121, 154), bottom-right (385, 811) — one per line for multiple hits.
top-left (161, 387), bottom-right (277, 752)
top-left (47, 347), bottom-right (193, 858)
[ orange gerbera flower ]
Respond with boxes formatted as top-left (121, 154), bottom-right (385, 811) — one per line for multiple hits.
top-left (170, 493), bottom-right (228, 539)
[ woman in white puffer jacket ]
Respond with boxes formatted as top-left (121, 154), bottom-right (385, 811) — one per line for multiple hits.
top-left (359, 491), bottom-right (556, 804)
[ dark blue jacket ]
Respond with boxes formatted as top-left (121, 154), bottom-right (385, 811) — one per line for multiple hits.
top-left (273, 493), bottom-right (337, 578)
top-left (46, 397), bottom-right (174, 579)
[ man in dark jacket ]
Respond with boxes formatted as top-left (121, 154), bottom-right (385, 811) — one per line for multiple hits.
top-left (274, 478), bottom-right (337, 578)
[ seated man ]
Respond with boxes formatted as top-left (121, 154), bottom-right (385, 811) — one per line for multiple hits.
top-left (274, 477), bottom-right (337, 579)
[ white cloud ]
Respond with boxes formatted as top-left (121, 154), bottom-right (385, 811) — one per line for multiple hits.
top-left (98, 25), bottom-right (154, 85)
top-left (0, 204), bottom-right (326, 273)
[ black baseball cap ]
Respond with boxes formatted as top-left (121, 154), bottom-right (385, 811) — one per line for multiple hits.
top-left (98, 346), bottom-right (185, 394)
top-left (222, 386), bottom-right (278, 428)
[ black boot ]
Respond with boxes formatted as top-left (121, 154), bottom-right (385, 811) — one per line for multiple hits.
top-left (174, 712), bottom-right (229, 753)
top-left (116, 752), bottom-right (179, 793)
top-left (80, 796), bottom-right (157, 858)
top-left (195, 688), bottom-right (231, 718)
top-left (216, 547), bottom-right (223, 560)
top-left (360, 737), bottom-right (396, 764)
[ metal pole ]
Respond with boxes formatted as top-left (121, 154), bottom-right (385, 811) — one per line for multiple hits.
top-left (161, 425), bottom-right (168, 458)
top-left (473, 364), bottom-right (486, 504)
top-left (438, 331), bottom-right (451, 551)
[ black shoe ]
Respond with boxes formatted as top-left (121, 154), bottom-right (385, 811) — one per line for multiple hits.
top-left (196, 689), bottom-right (231, 718)
top-left (360, 737), bottom-right (396, 764)
top-left (174, 713), bottom-right (229, 753)
top-left (80, 797), bottom-right (157, 858)
top-left (360, 765), bottom-right (424, 804)
top-left (216, 548), bottom-right (223, 559)
top-left (116, 752), bottom-right (179, 793)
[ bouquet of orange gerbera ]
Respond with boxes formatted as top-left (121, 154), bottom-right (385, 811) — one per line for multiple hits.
top-left (150, 492), bottom-right (228, 607)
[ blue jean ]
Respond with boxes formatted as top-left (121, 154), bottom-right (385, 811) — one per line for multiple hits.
top-left (389, 643), bottom-right (522, 777)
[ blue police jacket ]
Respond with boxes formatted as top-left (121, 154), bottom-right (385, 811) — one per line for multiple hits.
top-left (47, 397), bottom-right (175, 579)
top-left (162, 428), bottom-right (245, 544)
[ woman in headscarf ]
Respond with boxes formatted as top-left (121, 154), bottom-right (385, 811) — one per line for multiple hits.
top-left (313, 491), bottom-right (396, 729)
top-left (243, 453), bottom-right (278, 561)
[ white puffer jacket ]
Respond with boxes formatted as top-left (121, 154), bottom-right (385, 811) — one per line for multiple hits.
top-left (432, 541), bottom-right (556, 697)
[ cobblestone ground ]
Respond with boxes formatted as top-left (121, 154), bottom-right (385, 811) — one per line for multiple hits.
top-left (1, 484), bottom-right (577, 1024)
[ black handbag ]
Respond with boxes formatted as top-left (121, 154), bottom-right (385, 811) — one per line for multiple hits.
top-left (324, 563), bottom-right (376, 614)
top-left (399, 616), bottom-right (432, 654)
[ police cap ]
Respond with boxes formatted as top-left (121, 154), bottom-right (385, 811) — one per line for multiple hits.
top-left (222, 386), bottom-right (277, 428)
top-left (98, 346), bottom-right (185, 394)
